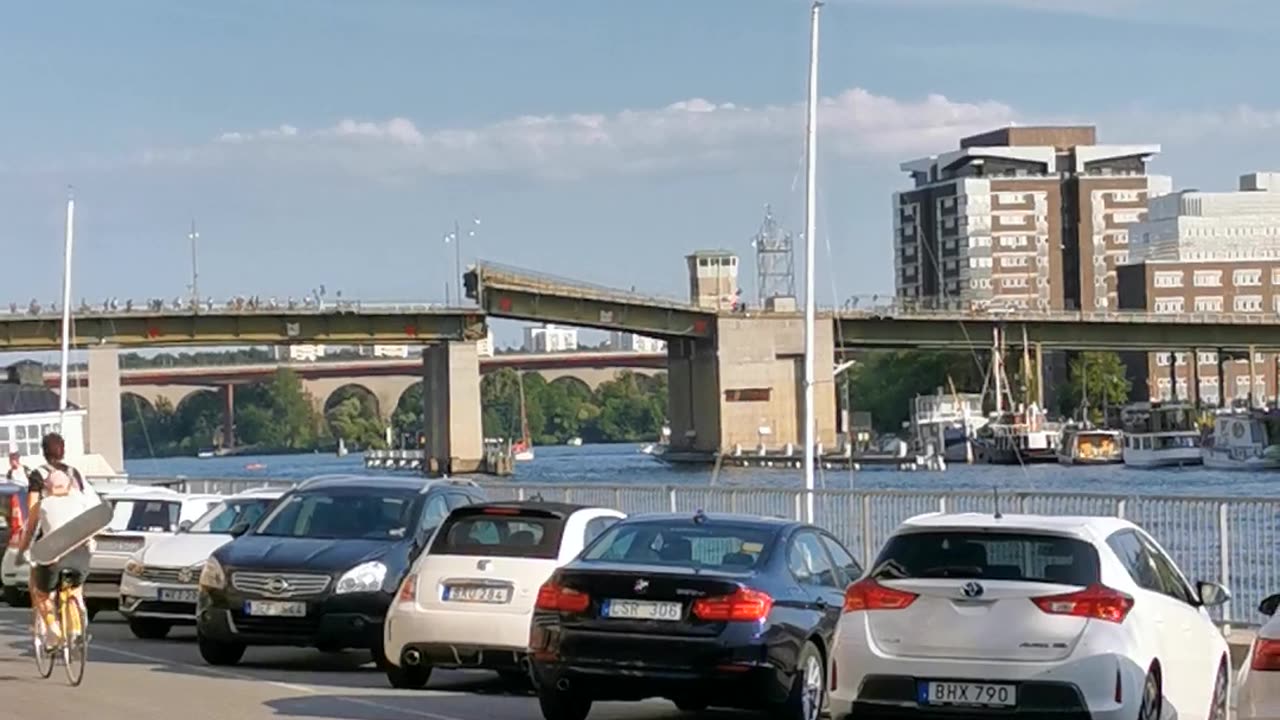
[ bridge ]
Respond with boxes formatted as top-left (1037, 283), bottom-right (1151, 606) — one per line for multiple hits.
top-left (53, 351), bottom-right (666, 422)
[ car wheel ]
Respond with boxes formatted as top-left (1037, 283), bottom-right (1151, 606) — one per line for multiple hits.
top-left (1209, 658), bottom-right (1229, 720)
top-left (128, 618), bottom-right (172, 640)
top-left (1138, 665), bottom-right (1162, 720)
top-left (780, 641), bottom-right (825, 720)
top-left (197, 632), bottom-right (246, 666)
top-left (673, 697), bottom-right (709, 712)
top-left (538, 688), bottom-right (592, 720)
top-left (385, 662), bottom-right (432, 690)
top-left (3, 585), bottom-right (29, 607)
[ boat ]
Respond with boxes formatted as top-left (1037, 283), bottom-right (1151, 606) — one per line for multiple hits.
top-left (1057, 424), bottom-right (1123, 465)
top-left (512, 373), bottom-right (534, 462)
top-left (972, 406), bottom-right (1061, 464)
top-left (1201, 408), bottom-right (1280, 470)
top-left (908, 387), bottom-right (987, 462)
top-left (1120, 402), bottom-right (1202, 468)
top-left (196, 449), bottom-right (216, 459)
top-left (566, 437), bottom-right (583, 447)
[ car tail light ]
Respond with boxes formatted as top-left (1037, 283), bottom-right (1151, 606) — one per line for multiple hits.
top-left (482, 507), bottom-right (521, 515)
top-left (692, 588), bottom-right (773, 622)
top-left (1252, 638), bottom-right (1280, 671)
top-left (843, 578), bottom-right (918, 612)
top-left (535, 582), bottom-right (590, 613)
top-left (8, 495), bottom-right (23, 545)
top-left (1031, 584), bottom-right (1133, 623)
top-left (397, 574), bottom-right (417, 603)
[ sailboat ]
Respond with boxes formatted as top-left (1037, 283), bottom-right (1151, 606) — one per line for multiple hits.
top-left (512, 373), bottom-right (535, 462)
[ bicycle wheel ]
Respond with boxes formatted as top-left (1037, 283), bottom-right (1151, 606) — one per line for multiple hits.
top-left (61, 591), bottom-right (87, 687)
top-left (32, 610), bottom-right (54, 679)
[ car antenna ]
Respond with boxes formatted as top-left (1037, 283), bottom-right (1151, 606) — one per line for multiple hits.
top-left (693, 508), bottom-right (707, 524)
top-left (992, 486), bottom-right (1003, 520)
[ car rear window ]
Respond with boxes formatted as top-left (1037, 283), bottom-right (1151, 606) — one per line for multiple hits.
top-left (582, 521), bottom-right (777, 571)
top-left (430, 509), bottom-right (567, 559)
top-left (870, 531), bottom-right (1099, 586)
top-left (108, 499), bottom-right (182, 532)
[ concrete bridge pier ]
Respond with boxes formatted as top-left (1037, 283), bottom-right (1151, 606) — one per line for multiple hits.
top-left (86, 346), bottom-right (124, 473)
top-left (667, 316), bottom-right (838, 456)
top-left (421, 340), bottom-right (484, 476)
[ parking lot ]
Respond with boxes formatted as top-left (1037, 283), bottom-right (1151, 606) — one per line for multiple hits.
top-left (0, 607), bottom-right (765, 720)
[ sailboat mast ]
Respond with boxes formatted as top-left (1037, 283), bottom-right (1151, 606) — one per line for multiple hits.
top-left (801, 0), bottom-right (822, 524)
top-left (58, 189), bottom-right (75, 424)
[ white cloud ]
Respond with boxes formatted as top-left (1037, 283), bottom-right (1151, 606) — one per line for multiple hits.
top-left (139, 87), bottom-right (1018, 180)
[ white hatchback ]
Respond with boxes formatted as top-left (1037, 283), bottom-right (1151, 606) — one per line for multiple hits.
top-left (382, 501), bottom-right (624, 689)
top-left (1234, 593), bottom-right (1280, 719)
top-left (829, 513), bottom-right (1232, 720)
top-left (119, 488), bottom-right (283, 639)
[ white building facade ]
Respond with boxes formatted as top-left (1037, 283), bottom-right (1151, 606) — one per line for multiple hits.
top-left (609, 332), bottom-right (667, 353)
top-left (523, 324), bottom-right (578, 353)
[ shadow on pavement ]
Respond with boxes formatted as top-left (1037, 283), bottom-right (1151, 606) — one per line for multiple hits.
top-left (264, 694), bottom-right (765, 720)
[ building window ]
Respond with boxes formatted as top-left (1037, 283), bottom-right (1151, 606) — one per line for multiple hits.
top-left (1000, 255), bottom-right (1029, 268)
top-left (1112, 211), bottom-right (1142, 223)
top-left (998, 235), bottom-right (1028, 248)
top-left (1154, 297), bottom-right (1184, 314)
top-left (1194, 296), bottom-right (1223, 312)
top-left (1001, 277), bottom-right (1028, 289)
top-left (1154, 271), bottom-right (1183, 288)
top-left (1198, 351), bottom-right (1218, 366)
top-left (1194, 270), bottom-right (1222, 287)
top-left (1273, 268), bottom-right (1280, 286)
top-left (1234, 269), bottom-right (1263, 287)
top-left (1235, 295), bottom-right (1264, 313)
top-left (724, 388), bottom-right (771, 402)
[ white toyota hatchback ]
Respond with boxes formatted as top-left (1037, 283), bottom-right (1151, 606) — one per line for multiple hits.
top-left (829, 513), bottom-right (1232, 720)
top-left (1234, 592), bottom-right (1280, 719)
top-left (382, 500), bottom-right (624, 689)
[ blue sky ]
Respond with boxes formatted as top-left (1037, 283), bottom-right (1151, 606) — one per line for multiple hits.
top-left (5, 0), bottom-right (1280, 347)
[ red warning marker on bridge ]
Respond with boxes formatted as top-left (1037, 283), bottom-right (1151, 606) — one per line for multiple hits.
top-left (146, 326), bottom-right (160, 339)
top-left (693, 319), bottom-right (708, 334)
top-left (498, 296), bottom-right (513, 312)
top-left (403, 324), bottom-right (418, 337)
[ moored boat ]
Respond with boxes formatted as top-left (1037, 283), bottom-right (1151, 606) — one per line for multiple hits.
top-left (1057, 425), bottom-right (1123, 465)
top-left (1121, 402), bottom-right (1201, 468)
top-left (1201, 408), bottom-right (1280, 470)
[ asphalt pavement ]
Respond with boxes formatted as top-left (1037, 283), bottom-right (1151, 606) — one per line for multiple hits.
top-left (0, 606), bottom-right (763, 720)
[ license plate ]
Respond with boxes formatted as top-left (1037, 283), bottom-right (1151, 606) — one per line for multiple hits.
top-left (602, 599), bottom-right (682, 621)
top-left (920, 681), bottom-right (1016, 707)
top-left (97, 539), bottom-right (143, 553)
top-left (244, 600), bottom-right (306, 617)
top-left (444, 584), bottom-right (511, 604)
top-left (160, 589), bottom-right (199, 603)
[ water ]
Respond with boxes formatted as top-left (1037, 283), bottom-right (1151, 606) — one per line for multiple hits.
top-left (123, 444), bottom-right (1280, 498)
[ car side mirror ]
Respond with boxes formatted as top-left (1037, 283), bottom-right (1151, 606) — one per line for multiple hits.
top-left (228, 521), bottom-right (251, 538)
top-left (1260, 593), bottom-right (1280, 617)
top-left (1197, 580), bottom-right (1231, 608)
top-left (178, 520), bottom-right (193, 533)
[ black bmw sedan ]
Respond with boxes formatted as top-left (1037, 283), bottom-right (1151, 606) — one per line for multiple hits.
top-left (528, 511), bottom-right (863, 720)
top-left (195, 475), bottom-right (485, 668)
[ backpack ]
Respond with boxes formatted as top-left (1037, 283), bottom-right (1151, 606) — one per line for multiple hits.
top-left (37, 463), bottom-right (84, 498)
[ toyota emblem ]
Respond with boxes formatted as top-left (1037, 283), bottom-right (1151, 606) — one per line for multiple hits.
top-left (634, 579), bottom-right (649, 593)
top-left (961, 581), bottom-right (984, 598)
top-left (266, 577), bottom-right (290, 594)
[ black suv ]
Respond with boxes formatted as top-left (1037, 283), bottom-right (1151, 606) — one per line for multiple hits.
top-left (195, 475), bottom-right (485, 666)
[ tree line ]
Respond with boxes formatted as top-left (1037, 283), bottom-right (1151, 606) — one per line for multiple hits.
top-left (122, 368), bottom-right (669, 458)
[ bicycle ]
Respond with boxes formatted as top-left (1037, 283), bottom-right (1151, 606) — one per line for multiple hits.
top-left (31, 568), bottom-right (89, 686)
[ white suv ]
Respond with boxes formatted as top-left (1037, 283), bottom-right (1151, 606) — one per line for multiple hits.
top-left (382, 501), bottom-right (624, 689)
top-left (119, 488), bottom-right (283, 639)
top-left (829, 513), bottom-right (1232, 720)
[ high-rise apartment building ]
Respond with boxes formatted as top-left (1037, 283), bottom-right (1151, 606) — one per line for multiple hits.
top-left (523, 324), bottom-right (579, 353)
top-left (1119, 172), bottom-right (1280, 404)
top-left (895, 126), bottom-right (1171, 311)
top-left (609, 331), bottom-right (667, 353)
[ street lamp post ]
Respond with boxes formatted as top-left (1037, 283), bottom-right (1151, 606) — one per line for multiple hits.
top-left (189, 220), bottom-right (200, 314)
top-left (443, 217), bottom-right (480, 305)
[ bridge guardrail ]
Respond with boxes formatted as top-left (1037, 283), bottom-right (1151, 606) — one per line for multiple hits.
top-left (136, 476), bottom-right (1278, 626)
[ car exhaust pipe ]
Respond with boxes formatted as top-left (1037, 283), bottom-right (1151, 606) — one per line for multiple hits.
top-left (404, 649), bottom-right (422, 666)
top-left (556, 678), bottom-right (570, 691)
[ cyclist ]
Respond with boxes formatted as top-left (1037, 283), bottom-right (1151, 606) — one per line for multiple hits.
top-left (16, 433), bottom-right (99, 645)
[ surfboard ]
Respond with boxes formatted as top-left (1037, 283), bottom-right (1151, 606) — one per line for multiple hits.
top-left (29, 501), bottom-right (114, 566)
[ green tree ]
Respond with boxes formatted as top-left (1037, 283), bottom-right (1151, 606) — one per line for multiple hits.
top-left (325, 387), bottom-right (386, 449)
top-left (391, 383), bottom-right (424, 440)
top-left (1063, 351), bottom-right (1132, 424)
top-left (845, 351), bottom-right (986, 433)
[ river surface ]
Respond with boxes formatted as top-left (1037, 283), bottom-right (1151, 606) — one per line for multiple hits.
top-left (122, 443), bottom-right (1280, 498)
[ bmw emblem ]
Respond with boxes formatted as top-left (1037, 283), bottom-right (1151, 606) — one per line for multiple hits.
top-left (634, 579), bottom-right (649, 593)
top-left (266, 576), bottom-right (290, 595)
top-left (961, 581), bottom-right (984, 598)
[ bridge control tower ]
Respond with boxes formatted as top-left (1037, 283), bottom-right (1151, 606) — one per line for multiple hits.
top-left (686, 250), bottom-right (740, 311)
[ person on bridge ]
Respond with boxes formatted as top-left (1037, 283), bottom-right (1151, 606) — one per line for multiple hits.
top-left (17, 433), bottom-right (100, 645)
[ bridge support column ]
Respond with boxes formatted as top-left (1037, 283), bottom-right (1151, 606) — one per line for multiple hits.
top-left (422, 341), bottom-right (483, 476)
top-left (1190, 348), bottom-right (1200, 408)
top-left (1217, 349), bottom-right (1227, 408)
top-left (223, 384), bottom-right (235, 449)
top-left (86, 346), bottom-right (124, 473)
top-left (1249, 345), bottom-right (1258, 408)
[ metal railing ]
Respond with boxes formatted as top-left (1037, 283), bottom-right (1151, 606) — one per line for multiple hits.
top-left (0, 300), bottom-right (459, 320)
top-left (135, 476), bottom-right (1280, 626)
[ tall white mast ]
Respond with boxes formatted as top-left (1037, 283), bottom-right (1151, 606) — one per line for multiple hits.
top-left (58, 188), bottom-right (75, 424)
top-left (802, 0), bottom-right (822, 524)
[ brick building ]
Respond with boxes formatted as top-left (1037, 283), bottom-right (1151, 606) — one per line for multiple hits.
top-left (894, 126), bottom-right (1171, 311)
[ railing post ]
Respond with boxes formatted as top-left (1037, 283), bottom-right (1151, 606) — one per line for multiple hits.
top-left (730, 490), bottom-right (738, 514)
top-left (1219, 501), bottom-right (1232, 631)
top-left (517, 487), bottom-right (526, 501)
top-left (794, 493), bottom-right (803, 522)
top-left (668, 486), bottom-right (677, 513)
top-left (939, 496), bottom-right (947, 513)
top-left (861, 494), bottom-right (874, 568)
top-left (614, 487), bottom-right (622, 512)
top-left (1116, 498), bottom-right (1126, 519)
